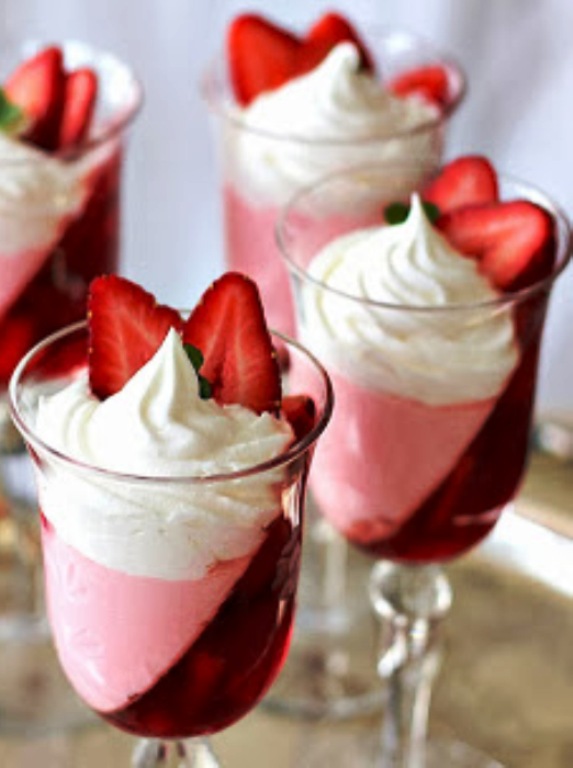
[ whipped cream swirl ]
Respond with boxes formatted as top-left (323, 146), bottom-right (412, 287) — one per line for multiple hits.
top-left (35, 329), bottom-right (294, 580)
top-left (300, 195), bottom-right (518, 405)
top-left (226, 43), bottom-right (440, 206)
top-left (0, 132), bottom-right (86, 254)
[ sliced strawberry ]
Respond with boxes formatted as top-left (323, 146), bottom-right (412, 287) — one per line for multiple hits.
top-left (227, 14), bottom-right (301, 106)
top-left (227, 12), bottom-right (373, 106)
top-left (88, 275), bottom-right (183, 399)
top-left (5, 46), bottom-right (65, 151)
top-left (305, 12), bottom-right (374, 72)
top-left (58, 68), bottom-right (97, 150)
top-left (281, 395), bottom-right (316, 441)
top-left (182, 272), bottom-right (281, 414)
top-left (437, 201), bottom-right (556, 291)
top-left (423, 156), bottom-right (499, 213)
top-left (388, 64), bottom-right (450, 109)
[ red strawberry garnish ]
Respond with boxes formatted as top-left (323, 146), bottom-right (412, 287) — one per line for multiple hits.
top-left (182, 272), bottom-right (281, 414)
top-left (423, 155), bottom-right (499, 213)
top-left (281, 395), bottom-right (316, 441)
top-left (437, 201), bottom-right (556, 292)
top-left (58, 68), bottom-right (98, 150)
top-left (228, 15), bottom-right (300, 106)
top-left (5, 46), bottom-right (66, 151)
top-left (305, 12), bottom-right (374, 72)
top-left (387, 64), bottom-right (450, 109)
top-left (88, 275), bottom-right (183, 399)
top-left (228, 12), bottom-right (373, 106)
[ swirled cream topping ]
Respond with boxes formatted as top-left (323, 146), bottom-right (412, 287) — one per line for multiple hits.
top-left (35, 329), bottom-right (293, 580)
top-left (227, 43), bottom-right (440, 206)
top-left (300, 195), bottom-right (518, 405)
top-left (0, 132), bottom-right (86, 254)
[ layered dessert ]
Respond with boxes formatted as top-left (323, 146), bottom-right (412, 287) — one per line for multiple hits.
top-left (294, 156), bottom-right (558, 562)
top-left (20, 273), bottom-right (321, 738)
top-left (206, 11), bottom-right (465, 336)
top-left (0, 43), bottom-right (140, 387)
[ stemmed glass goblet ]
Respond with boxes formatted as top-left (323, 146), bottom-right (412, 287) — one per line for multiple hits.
top-left (278, 161), bottom-right (572, 766)
top-left (202, 21), bottom-right (466, 719)
top-left (8, 321), bottom-right (333, 766)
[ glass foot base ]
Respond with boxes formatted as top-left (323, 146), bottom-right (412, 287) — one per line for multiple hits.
top-left (296, 729), bottom-right (505, 767)
top-left (263, 510), bottom-right (383, 720)
top-left (132, 738), bottom-right (220, 768)
top-left (261, 627), bottom-right (384, 720)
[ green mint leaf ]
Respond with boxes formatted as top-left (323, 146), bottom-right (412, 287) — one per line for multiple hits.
top-left (384, 201), bottom-right (410, 225)
top-left (0, 88), bottom-right (25, 134)
top-left (384, 200), bottom-right (441, 226)
top-left (422, 201), bottom-right (441, 224)
top-left (184, 343), bottom-right (204, 371)
top-left (198, 375), bottom-right (212, 400)
top-left (183, 343), bottom-right (212, 400)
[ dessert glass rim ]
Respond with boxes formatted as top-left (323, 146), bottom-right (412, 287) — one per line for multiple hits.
top-left (200, 24), bottom-right (466, 144)
top-left (0, 38), bottom-right (144, 163)
top-left (8, 321), bottom-right (334, 487)
top-left (277, 165), bottom-right (573, 314)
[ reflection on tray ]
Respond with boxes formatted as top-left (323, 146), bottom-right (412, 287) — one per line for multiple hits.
top-left (481, 508), bottom-right (573, 598)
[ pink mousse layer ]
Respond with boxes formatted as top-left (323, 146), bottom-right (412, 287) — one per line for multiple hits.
top-left (41, 518), bottom-right (250, 713)
top-left (303, 366), bottom-right (496, 545)
top-left (223, 185), bottom-right (381, 337)
top-left (223, 184), bottom-right (295, 337)
top-left (223, 186), bottom-right (406, 338)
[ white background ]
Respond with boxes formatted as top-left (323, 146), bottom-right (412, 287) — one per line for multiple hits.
top-left (4, 0), bottom-right (572, 414)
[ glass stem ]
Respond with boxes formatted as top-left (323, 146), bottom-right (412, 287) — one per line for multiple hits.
top-left (369, 562), bottom-right (452, 768)
top-left (298, 499), bottom-right (350, 634)
top-left (132, 738), bottom-right (220, 768)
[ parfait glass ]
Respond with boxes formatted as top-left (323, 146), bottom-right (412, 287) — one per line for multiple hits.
top-left (8, 321), bottom-right (333, 766)
top-left (0, 39), bottom-right (142, 731)
top-left (278, 162), bottom-right (572, 766)
top-left (201, 25), bottom-right (465, 718)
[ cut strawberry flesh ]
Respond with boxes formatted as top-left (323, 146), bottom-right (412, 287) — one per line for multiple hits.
top-left (59, 68), bottom-right (98, 149)
top-left (423, 155), bottom-right (499, 213)
top-left (88, 273), bottom-right (284, 417)
top-left (387, 64), bottom-right (450, 109)
top-left (5, 46), bottom-right (66, 151)
top-left (437, 200), bottom-right (556, 291)
top-left (227, 12), bottom-right (373, 106)
top-left (5, 46), bottom-right (98, 152)
top-left (227, 15), bottom-right (301, 106)
top-left (88, 275), bottom-right (183, 399)
top-left (182, 272), bottom-right (281, 414)
top-left (281, 395), bottom-right (316, 441)
top-left (305, 12), bottom-right (375, 72)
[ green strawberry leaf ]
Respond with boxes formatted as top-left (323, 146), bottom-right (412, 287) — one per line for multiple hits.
top-left (183, 343), bottom-right (212, 399)
top-left (384, 200), bottom-right (441, 226)
top-left (0, 89), bottom-right (25, 134)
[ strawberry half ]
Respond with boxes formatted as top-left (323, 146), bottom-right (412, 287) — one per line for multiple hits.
top-left (88, 275), bottom-right (183, 399)
top-left (228, 15), bottom-right (300, 106)
top-left (5, 46), bottom-right (66, 151)
top-left (58, 68), bottom-right (98, 150)
top-left (423, 155), bottom-right (499, 213)
top-left (305, 12), bottom-right (374, 72)
top-left (182, 272), bottom-right (281, 414)
top-left (387, 64), bottom-right (450, 109)
top-left (281, 395), bottom-right (316, 441)
top-left (437, 201), bottom-right (556, 292)
top-left (227, 12), bottom-right (373, 106)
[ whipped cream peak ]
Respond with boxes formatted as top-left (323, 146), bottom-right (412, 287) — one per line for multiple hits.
top-left (0, 132), bottom-right (85, 217)
top-left (227, 43), bottom-right (440, 207)
top-left (300, 202), bottom-right (519, 405)
top-left (34, 329), bottom-right (294, 580)
top-left (243, 43), bottom-right (437, 142)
